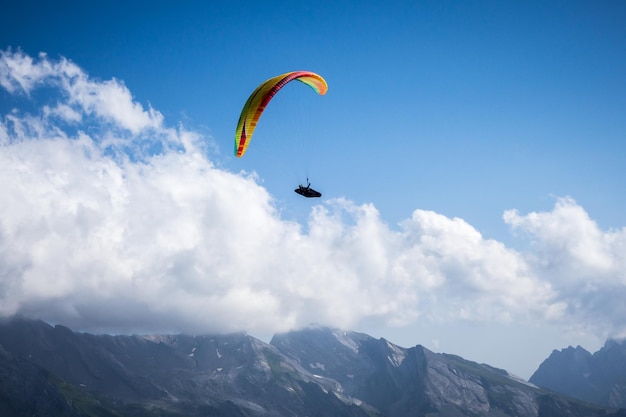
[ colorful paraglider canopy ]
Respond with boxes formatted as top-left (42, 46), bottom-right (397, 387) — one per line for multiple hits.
top-left (234, 71), bottom-right (328, 158)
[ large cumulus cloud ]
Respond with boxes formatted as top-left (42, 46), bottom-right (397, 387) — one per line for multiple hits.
top-left (504, 200), bottom-right (626, 339)
top-left (1, 49), bottom-right (624, 341)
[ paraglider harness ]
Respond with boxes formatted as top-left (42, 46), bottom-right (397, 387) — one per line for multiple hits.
top-left (295, 179), bottom-right (321, 198)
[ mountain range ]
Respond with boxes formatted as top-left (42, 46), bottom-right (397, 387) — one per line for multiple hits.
top-left (0, 317), bottom-right (624, 417)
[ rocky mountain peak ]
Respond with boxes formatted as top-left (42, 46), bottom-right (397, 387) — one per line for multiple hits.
top-left (530, 339), bottom-right (626, 409)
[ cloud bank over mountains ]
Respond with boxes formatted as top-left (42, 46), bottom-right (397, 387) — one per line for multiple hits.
top-left (1, 49), bottom-right (625, 342)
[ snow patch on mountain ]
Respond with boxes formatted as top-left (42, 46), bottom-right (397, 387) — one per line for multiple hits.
top-left (386, 340), bottom-right (407, 367)
top-left (332, 329), bottom-right (360, 353)
top-left (310, 362), bottom-right (326, 371)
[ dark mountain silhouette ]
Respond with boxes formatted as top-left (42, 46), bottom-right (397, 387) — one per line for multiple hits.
top-left (530, 339), bottom-right (626, 409)
top-left (0, 317), bottom-right (622, 417)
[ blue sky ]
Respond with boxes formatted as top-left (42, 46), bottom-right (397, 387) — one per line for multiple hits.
top-left (1, 0), bottom-right (625, 379)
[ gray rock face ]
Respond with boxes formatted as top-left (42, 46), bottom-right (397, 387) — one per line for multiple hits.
top-left (530, 339), bottom-right (626, 409)
top-left (0, 318), bottom-right (621, 417)
top-left (270, 326), bottom-right (606, 417)
top-left (0, 318), bottom-right (374, 417)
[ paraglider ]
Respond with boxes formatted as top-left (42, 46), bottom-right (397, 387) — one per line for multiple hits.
top-left (294, 179), bottom-right (322, 198)
top-left (234, 71), bottom-right (327, 198)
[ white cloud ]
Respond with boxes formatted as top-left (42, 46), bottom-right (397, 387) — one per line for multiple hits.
top-left (504, 198), bottom-right (624, 279)
top-left (1, 50), bottom-right (625, 344)
top-left (504, 198), bottom-right (626, 338)
top-left (0, 50), bottom-right (56, 94)
top-left (0, 49), bottom-right (164, 139)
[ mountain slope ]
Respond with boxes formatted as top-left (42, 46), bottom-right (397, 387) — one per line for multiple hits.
top-left (0, 318), bottom-right (622, 417)
top-left (270, 326), bottom-right (614, 417)
top-left (0, 318), bottom-right (374, 416)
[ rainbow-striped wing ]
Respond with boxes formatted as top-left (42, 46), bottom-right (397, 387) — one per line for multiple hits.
top-left (234, 71), bottom-right (328, 157)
